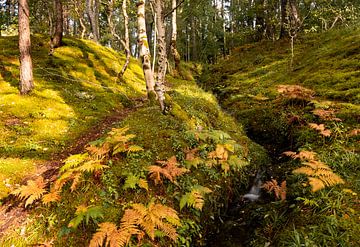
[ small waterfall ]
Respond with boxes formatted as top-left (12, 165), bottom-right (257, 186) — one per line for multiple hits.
top-left (243, 171), bottom-right (263, 202)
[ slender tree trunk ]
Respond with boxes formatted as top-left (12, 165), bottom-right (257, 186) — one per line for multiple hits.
top-left (137, 0), bottom-right (156, 99)
top-left (74, 5), bottom-right (87, 39)
top-left (18, 0), bottom-right (34, 95)
top-left (86, 0), bottom-right (100, 42)
top-left (52, 0), bottom-right (63, 48)
top-left (153, 0), bottom-right (166, 111)
top-left (170, 0), bottom-right (181, 70)
top-left (107, 0), bottom-right (116, 47)
top-left (190, 17), bottom-right (197, 61)
top-left (119, 0), bottom-right (131, 77)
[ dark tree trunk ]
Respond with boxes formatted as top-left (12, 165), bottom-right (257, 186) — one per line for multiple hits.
top-left (279, 0), bottom-right (288, 38)
top-left (18, 0), bottom-right (34, 94)
top-left (86, 0), bottom-right (100, 42)
top-left (52, 0), bottom-right (63, 48)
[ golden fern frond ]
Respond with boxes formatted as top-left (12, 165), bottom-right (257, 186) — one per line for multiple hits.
top-left (12, 177), bottom-right (47, 207)
top-left (208, 144), bottom-right (229, 161)
top-left (127, 145), bottom-right (144, 153)
top-left (122, 202), bottom-right (180, 242)
top-left (89, 222), bottom-right (118, 247)
top-left (42, 190), bottom-right (61, 205)
top-left (60, 153), bottom-right (89, 172)
top-left (53, 171), bottom-right (75, 191)
top-left (292, 151), bottom-right (345, 192)
top-left (75, 160), bottom-right (109, 173)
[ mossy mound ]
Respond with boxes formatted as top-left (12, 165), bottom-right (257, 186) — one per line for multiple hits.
top-left (201, 26), bottom-right (360, 246)
top-left (0, 35), bottom-right (146, 199)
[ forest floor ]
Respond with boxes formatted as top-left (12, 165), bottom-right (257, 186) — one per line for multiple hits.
top-left (0, 99), bottom-right (144, 237)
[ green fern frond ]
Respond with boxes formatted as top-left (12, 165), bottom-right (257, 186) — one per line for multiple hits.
top-left (123, 174), bottom-right (148, 191)
top-left (180, 186), bottom-right (212, 211)
top-left (68, 205), bottom-right (104, 229)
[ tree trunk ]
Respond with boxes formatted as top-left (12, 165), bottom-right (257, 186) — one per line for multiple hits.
top-left (137, 0), bottom-right (156, 99)
top-left (107, 0), bottom-right (116, 47)
top-left (18, 0), bottom-right (34, 95)
top-left (153, 0), bottom-right (166, 111)
top-left (289, 0), bottom-right (300, 35)
top-left (86, 0), bottom-right (100, 42)
top-left (190, 17), bottom-right (197, 61)
top-left (279, 0), bottom-right (288, 39)
top-left (74, 5), bottom-right (87, 39)
top-left (119, 0), bottom-right (131, 77)
top-left (170, 0), bottom-right (181, 70)
top-left (52, 0), bottom-right (63, 48)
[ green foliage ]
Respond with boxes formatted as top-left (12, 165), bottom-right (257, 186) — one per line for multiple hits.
top-left (68, 205), bottom-right (104, 229)
top-left (123, 174), bottom-right (148, 191)
top-left (180, 186), bottom-right (212, 211)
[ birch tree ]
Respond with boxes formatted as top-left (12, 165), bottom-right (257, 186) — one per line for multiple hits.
top-left (119, 0), bottom-right (131, 77)
top-left (153, 0), bottom-right (166, 111)
top-left (137, 0), bottom-right (156, 99)
top-left (18, 0), bottom-right (34, 94)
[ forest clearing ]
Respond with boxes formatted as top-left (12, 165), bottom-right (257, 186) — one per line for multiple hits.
top-left (0, 0), bottom-right (359, 246)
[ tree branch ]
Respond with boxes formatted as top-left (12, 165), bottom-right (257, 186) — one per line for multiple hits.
top-left (164, 0), bottom-right (184, 18)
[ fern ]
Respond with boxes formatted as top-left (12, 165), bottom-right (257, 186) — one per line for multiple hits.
top-left (308, 123), bottom-right (331, 137)
top-left (148, 156), bottom-right (189, 185)
top-left (286, 150), bottom-right (345, 192)
top-left (11, 177), bottom-right (47, 207)
top-left (262, 179), bottom-right (287, 201)
top-left (180, 186), bottom-right (212, 211)
top-left (60, 153), bottom-right (89, 173)
top-left (68, 205), bottom-right (104, 229)
top-left (105, 126), bottom-right (143, 155)
top-left (42, 190), bottom-right (61, 205)
top-left (123, 174), bottom-right (149, 191)
top-left (128, 201), bottom-right (181, 241)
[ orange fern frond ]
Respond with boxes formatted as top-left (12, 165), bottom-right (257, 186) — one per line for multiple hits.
top-left (312, 109), bottom-right (342, 122)
top-left (262, 179), bottom-right (287, 201)
top-left (122, 201), bottom-right (181, 242)
top-left (208, 144), bottom-right (229, 161)
top-left (86, 143), bottom-right (110, 160)
top-left (42, 190), bottom-right (61, 205)
top-left (277, 85), bottom-right (315, 100)
top-left (308, 123), bottom-right (331, 137)
top-left (12, 177), bottom-right (47, 207)
top-left (291, 151), bottom-right (345, 192)
top-left (148, 156), bottom-right (189, 185)
top-left (89, 222), bottom-right (119, 247)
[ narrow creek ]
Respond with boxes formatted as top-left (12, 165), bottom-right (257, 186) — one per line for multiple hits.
top-left (204, 100), bottom-right (296, 246)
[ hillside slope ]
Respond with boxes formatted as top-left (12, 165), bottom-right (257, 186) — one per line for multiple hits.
top-left (0, 35), bottom-right (145, 198)
top-left (0, 37), bottom-right (268, 246)
top-left (201, 26), bottom-right (360, 246)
